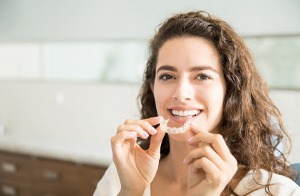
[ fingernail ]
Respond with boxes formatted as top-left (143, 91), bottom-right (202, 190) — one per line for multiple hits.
top-left (155, 116), bottom-right (163, 122)
top-left (207, 178), bottom-right (212, 184)
top-left (191, 122), bottom-right (197, 127)
top-left (183, 157), bottom-right (188, 165)
top-left (188, 136), bottom-right (194, 143)
top-left (183, 157), bottom-right (192, 165)
top-left (143, 132), bottom-right (149, 138)
top-left (130, 131), bottom-right (137, 136)
top-left (151, 127), bottom-right (157, 134)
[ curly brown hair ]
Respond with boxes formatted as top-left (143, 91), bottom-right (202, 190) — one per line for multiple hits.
top-left (137, 11), bottom-right (296, 195)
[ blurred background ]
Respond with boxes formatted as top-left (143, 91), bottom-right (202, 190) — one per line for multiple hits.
top-left (0, 0), bottom-right (299, 195)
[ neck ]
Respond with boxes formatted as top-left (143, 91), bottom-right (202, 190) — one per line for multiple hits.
top-left (160, 138), bottom-right (190, 185)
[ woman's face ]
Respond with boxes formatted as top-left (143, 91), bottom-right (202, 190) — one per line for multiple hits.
top-left (153, 37), bottom-right (226, 136)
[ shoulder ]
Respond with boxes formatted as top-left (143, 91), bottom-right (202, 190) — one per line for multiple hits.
top-left (93, 163), bottom-right (151, 196)
top-left (234, 169), bottom-right (300, 195)
top-left (93, 163), bottom-right (120, 196)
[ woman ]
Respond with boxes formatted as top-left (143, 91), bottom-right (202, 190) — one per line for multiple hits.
top-left (94, 11), bottom-right (300, 195)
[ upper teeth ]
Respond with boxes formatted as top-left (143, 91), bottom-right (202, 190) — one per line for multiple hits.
top-left (171, 110), bottom-right (200, 117)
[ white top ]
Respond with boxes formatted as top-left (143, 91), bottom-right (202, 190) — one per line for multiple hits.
top-left (94, 163), bottom-right (300, 196)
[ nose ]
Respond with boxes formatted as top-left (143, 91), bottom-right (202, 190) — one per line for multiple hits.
top-left (172, 78), bottom-right (193, 102)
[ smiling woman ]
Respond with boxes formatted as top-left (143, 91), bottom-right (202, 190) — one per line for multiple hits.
top-left (153, 37), bottom-right (226, 137)
top-left (94, 11), bottom-right (300, 196)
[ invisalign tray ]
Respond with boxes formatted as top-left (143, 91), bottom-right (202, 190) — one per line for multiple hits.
top-left (160, 118), bottom-right (191, 134)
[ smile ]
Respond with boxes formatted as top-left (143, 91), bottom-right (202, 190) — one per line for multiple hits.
top-left (171, 109), bottom-right (200, 117)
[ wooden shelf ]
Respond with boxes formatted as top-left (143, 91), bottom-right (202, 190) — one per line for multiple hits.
top-left (0, 151), bottom-right (107, 196)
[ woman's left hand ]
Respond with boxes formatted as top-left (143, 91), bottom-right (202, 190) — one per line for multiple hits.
top-left (183, 124), bottom-right (238, 196)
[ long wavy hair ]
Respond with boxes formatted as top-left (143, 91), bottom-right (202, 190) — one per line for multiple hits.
top-left (137, 11), bottom-right (296, 195)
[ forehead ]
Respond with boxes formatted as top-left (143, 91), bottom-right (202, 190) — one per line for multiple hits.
top-left (156, 37), bottom-right (221, 71)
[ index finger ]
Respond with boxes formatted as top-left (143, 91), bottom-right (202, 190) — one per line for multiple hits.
top-left (145, 116), bottom-right (163, 126)
top-left (123, 116), bottom-right (163, 136)
top-left (188, 124), bottom-right (232, 162)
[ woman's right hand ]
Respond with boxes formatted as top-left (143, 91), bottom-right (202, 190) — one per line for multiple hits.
top-left (111, 116), bottom-right (165, 195)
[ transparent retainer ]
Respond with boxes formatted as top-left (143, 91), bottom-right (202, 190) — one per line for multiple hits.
top-left (160, 118), bottom-right (191, 134)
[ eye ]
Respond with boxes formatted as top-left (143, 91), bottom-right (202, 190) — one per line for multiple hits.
top-left (159, 74), bottom-right (175, 81)
top-left (195, 73), bottom-right (212, 81)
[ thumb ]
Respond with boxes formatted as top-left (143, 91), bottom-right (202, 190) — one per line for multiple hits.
top-left (147, 128), bottom-right (165, 158)
top-left (185, 128), bottom-right (197, 151)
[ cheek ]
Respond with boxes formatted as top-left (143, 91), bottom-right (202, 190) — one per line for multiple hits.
top-left (214, 89), bottom-right (225, 109)
top-left (210, 88), bottom-right (226, 121)
top-left (153, 88), bottom-right (163, 109)
top-left (153, 86), bottom-right (171, 113)
top-left (202, 87), bottom-right (225, 114)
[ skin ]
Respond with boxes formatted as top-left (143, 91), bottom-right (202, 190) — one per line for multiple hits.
top-left (153, 37), bottom-right (226, 137)
top-left (111, 37), bottom-right (238, 196)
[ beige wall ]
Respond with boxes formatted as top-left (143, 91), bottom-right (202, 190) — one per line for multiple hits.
top-left (0, 0), bottom-right (300, 41)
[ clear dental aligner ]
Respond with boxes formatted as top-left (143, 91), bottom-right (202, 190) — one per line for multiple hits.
top-left (160, 118), bottom-right (191, 134)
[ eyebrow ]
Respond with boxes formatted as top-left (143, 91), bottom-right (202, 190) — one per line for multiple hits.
top-left (156, 65), bottom-right (219, 74)
top-left (156, 65), bottom-right (177, 74)
top-left (190, 65), bottom-right (219, 73)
